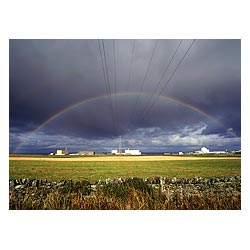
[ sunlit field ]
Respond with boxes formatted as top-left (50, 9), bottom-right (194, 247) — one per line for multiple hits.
top-left (9, 155), bottom-right (241, 183)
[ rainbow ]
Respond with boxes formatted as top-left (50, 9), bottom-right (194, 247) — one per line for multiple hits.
top-left (13, 92), bottom-right (239, 153)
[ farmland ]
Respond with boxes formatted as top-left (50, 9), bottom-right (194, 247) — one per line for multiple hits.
top-left (9, 155), bottom-right (241, 209)
top-left (9, 155), bottom-right (241, 182)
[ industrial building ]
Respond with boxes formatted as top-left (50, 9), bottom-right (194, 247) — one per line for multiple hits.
top-left (195, 147), bottom-right (210, 154)
top-left (78, 151), bottom-right (95, 156)
top-left (55, 148), bottom-right (69, 155)
top-left (111, 148), bottom-right (141, 155)
top-left (194, 147), bottom-right (226, 154)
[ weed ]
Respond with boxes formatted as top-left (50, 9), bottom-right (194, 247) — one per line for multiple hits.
top-left (9, 178), bottom-right (241, 210)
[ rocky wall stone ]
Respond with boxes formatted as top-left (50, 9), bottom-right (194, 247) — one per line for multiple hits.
top-left (9, 176), bottom-right (241, 208)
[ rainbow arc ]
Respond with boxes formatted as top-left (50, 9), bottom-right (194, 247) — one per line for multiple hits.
top-left (13, 92), bottom-right (239, 153)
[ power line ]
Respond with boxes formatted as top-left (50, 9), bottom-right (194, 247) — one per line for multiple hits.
top-left (139, 39), bottom-right (183, 120)
top-left (132, 39), bottom-right (158, 120)
top-left (102, 40), bottom-right (112, 104)
top-left (113, 39), bottom-right (117, 125)
top-left (141, 39), bottom-right (196, 121)
top-left (98, 40), bottom-right (109, 107)
top-left (102, 39), bottom-right (116, 131)
top-left (98, 39), bottom-right (116, 131)
top-left (126, 39), bottom-right (136, 92)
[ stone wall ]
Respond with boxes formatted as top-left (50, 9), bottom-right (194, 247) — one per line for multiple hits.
top-left (9, 176), bottom-right (241, 204)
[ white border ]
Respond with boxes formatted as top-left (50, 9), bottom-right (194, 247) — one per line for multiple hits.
top-left (1, 1), bottom-right (249, 250)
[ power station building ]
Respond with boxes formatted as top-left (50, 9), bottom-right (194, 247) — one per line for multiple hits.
top-left (195, 147), bottom-right (210, 154)
top-left (78, 151), bottom-right (95, 156)
top-left (111, 148), bottom-right (141, 155)
top-left (55, 148), bottom-right (69, 155)
top-left (194, 147), bottom-right (226, 154)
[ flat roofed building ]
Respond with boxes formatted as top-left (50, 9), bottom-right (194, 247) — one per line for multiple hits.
top-left (56, 149), bottom-right (69, 155)
top-left (78, 151), bottom-right (95, 156)
top-left (111, 148), bottom-right (141, 155)
top-left (194, 147), bottom-right (226, 154)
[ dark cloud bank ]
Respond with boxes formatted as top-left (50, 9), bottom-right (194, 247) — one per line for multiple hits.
top-left (9, 39), bottom-right (241, 153)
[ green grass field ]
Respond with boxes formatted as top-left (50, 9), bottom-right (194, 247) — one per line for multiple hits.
top-left (9, 158), bottom-right (241, 183)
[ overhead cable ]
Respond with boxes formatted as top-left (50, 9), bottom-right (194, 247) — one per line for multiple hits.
top-left (139, 39), bottom-right (183, 120)
top-left (132, 39), bottom-right (158, 120)
top-left (126, 39), bottom-right (136, 92)
top-left (141, 39), bottom-right (196, 121)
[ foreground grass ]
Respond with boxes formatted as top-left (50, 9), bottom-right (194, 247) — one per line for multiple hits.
top-left (12, 189), bottom-right (240, 210)
top-left (9, 159), bottom-right (241, 183)
top-left (10, 178), bottom-right (240, 210)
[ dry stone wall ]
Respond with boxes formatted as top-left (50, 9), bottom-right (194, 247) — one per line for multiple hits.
top-left (9, 176), bottom-right (241, 205)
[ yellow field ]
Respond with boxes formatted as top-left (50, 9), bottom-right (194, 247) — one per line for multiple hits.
top-left (9, 155), bottom-right (241, 162)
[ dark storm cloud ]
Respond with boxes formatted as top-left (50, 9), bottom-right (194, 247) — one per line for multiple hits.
top-left (9, 39), bottom-right (241, 153)
top-left (10, 40), bottom-right (106, 122)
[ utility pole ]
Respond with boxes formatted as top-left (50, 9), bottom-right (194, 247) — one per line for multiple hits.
top-left (118, 136), bottom-right (122, 154)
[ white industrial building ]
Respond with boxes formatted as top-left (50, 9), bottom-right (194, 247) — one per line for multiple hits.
top-left (111, 148), bottom-right (141, 155)
top-left (78, 151), bottom-right (95, 156)
top-left (195, 147), bottom-right (226, 154)
top-left (195, 146), bottom-right (210, 154)
top-left (55, 148), bottom-right (69, 155)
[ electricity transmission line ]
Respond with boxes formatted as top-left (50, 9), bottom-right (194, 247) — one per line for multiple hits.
top-left (113, 39), bottom-right (118, 125)
top-left (138, 39), bottom-right (183, 121)
top-left (98, 39), bottom-right (116, 132)
top-left (140, 39), bottom-right (196, 122)
top-left (126, 39), bottom-right (136, 92)
top-left (131, 39), bottom-right (158, 120)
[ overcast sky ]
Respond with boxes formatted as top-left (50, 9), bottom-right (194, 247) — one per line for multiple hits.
top-left (9, 39), bottom-right (241, 153)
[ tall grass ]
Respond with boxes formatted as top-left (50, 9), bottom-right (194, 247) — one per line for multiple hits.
top-left (10, 179), bottom-right (240, 210)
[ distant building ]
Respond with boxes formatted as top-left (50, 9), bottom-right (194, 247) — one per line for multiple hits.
top-left (111, 148), bottom-right (141, 155)
top-left (201, 147), bottom-right (210, 153)
top-left (178, 152), bottom-right (184, 155)
top-left (194, 147), bottom-right (226, 154)
top-left (233, 150), bottom-right (241, 154)
top-left (95, 152), bottom-right (106, 156)
top-left (195, 147), bottom-right (210, 154)
top-left (210, 151), bottom-right (226, 154)
top-left (56, 148), bottom-right (69, 155)
top-left (78, 151), bottom-right (95, 156)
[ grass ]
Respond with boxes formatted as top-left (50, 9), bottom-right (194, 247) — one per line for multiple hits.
top-left (9, 158), bottom-right (241, 183)
top-left (9, 178), bottom-right (241, 210)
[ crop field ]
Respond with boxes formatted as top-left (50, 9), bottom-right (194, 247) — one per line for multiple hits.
top-left (9, 155), bottom-right (241, 209)
top-left (9, 155), bottom-right (241, 183)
